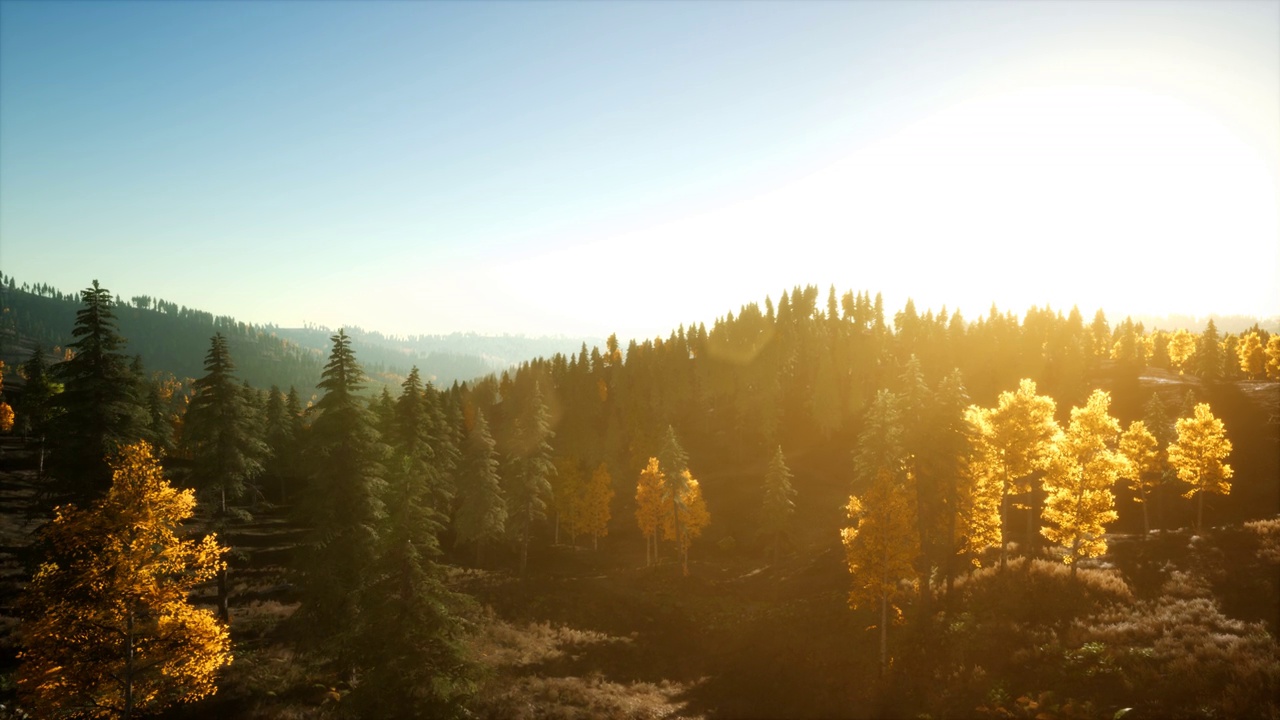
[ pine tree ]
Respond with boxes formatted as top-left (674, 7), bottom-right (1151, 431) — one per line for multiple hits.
top-left (1195, 319), bottom-right (1223, 383)
top-left (1041, 390), bottom-right (1125, 573)
top-left (18, 442), bottom-right (231, 719)
top-left (760, 445), bottom-right (796, 560)
top-left (1168, 403), bottom-right (1233, 532)
top-left (17, 344), bottom-right (59, 441)
top-left (296, 330), bottom-right (386, 660)
top-left (454, 410), bottom-right (506, 566)
top-left (510, 382), bottom-right (555, 576)
top-left (49, 281), bottom-right (149, 501)
top-left (657, 426), bottom-right (695, 574)
top-left (182, 333), bottom-right (267, 622)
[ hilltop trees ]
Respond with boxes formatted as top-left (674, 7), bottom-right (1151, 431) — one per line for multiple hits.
top-left (48, 281), bottom-right (148, 500)
top-left (1168, 403), bottom-right (1233, 532)
top-left (18, 442), bottom-right (231, 719)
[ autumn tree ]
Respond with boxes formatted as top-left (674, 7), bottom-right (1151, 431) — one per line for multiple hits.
top-left (1168, 402), bottom-right (1233, 532)
top-left (296, 330), bottom-right (386, 660)
top-left (760, 445), bottom-right (796, 560)
top-left (968, 379), bottom-right (1059, 566)
top-left (551, 456), bottom-right (583, 545)
top-left (1118, 420), bottom-right (1162, 535)
top-left (636, 457), bottom-right (664, 566)
top-left (49, 281), bottom-right (149, 501)
top-left (841, 469), bottom-right (918, 677)
top-left (18, 441), bottom-right (231, 719)
top-left (662, 468), bottom-right (710, 576)
top-left (1267, 335), bottom-right (1280, 380)
top-left (1237, 331), bottom-right (1266, 379)
top-left (1167, 329), bottom-right (1196, 374)
top-left (1040, 390), bottom-right (1126, 573)
top-left (454, 409), bottom-right (506, 566)
top-left (578, 462), bottom-right (614, 550)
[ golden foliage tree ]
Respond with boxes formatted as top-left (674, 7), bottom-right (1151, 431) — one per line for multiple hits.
top-left (1266, 335), bottom-right (1280, 380)
top-left (1117, 420), bottom-right (1163, 535)
top-left (551, 456), bottom-right (583, 545)
top-left (578, 462), bottom-right (614, 550)
top-left (1237, 331), bottom-right (1266, 379)
top-left (18, 441), bottom-right (231, 719)
top-left (1168, 402), bottom-right (1233, 532)
top-left (959, 405), bottom-right (1004, 565)
top-left (661, 469), bottom-right (710, 576)
top-left (1041, 390), bottom-right (1126, 572)
top-left (841, 469), bottom-right (919, 675)
top-left (1167, 329), bottom-right (1197, 374)
top-left (969, 379), bottom-right (1059, 566)
top-left (635, 457), bottom-right (664, 566)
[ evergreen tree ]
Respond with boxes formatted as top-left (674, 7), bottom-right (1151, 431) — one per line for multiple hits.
top-left (17, 344), bottom-right (59, 439)
top-left (454, 410), bottom-right (506, 566)
top-left (507, 382), bottom-right (556, 576)
top-left (182, 333), bottom-right (267, 622)
top-left (760, 445), bottom-right (797, 561)
top-left (49, 281), bottom-right (148, 501)
top-left (296, 330), bottom-right (386, 662)
top-left (657, 425), bottom-right (694, 572)
top-left (1195, 319), bottom-right (1223, 383)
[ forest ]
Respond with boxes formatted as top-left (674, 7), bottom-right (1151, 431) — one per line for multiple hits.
top-left (0, 278), bottom-right (1277, 719)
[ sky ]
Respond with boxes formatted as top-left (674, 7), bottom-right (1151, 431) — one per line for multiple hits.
top-left (2, 0), bottom-right (1277, 343)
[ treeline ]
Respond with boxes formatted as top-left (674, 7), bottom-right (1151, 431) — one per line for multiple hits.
top-left (5, 279), bottom-right (1278, 717)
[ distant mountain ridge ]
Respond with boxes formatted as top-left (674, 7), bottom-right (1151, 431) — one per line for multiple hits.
top-left (0, 275), bottom-right (602, 391)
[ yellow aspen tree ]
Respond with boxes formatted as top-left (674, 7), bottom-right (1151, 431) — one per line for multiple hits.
top-left (1236, 331), bottom-right (1265, 379)
top-left (959, 405), bottom-right (1003, 565)
top-left (1041, 390), bottom-right (1126, 573)
top-left (1168, 403), bottom-right (1233, 532)
top-left (0, 401), bottom-right (13, 433)
top-left (1117, 420), bottom-right (1163, 535)
top-left (579, 463), bottom-right (614, 550)
top-left (1167, 329), bottom-right (1197, 374)
top-left (18, 441), bottom-right (231, 719)
top-left (635, 457), bottom-right (664, 566)
top-left (975, 379), bottom-right (1059, 566)
top-left (1265, 335), bottom-right (1280, 380)
top-left (661, 470), bottom-right (710, 576)
top-left (841, 469), bottom-right (919, 676)
top-left (551, 456), bottom-right (583, 545)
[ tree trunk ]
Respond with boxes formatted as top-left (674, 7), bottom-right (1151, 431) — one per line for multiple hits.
top-left (124, 610), bottom-right (135, 719)
top-left (217, 567), bottom-right (230, 624)
top-left (1140, 490), bottom-right (1150, 536)
top-left (999, 491), bottom-right (1009, 570)
top-left (1197, 491), bottom-right (1204, 533)
top-left (520, 504), bottom-right (531, 576)
top-left (879, 594), bottom-right (888, 678)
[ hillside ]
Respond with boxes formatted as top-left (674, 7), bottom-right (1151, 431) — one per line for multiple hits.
top-left (0, 276), bottom-right (600, 391)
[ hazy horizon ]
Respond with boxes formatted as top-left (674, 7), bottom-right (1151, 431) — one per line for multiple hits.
top-left (3, 1), bottom-right (1277, 342)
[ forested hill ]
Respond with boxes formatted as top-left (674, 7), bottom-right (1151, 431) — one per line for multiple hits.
top-left (0, 276), bottom-right (599, 390)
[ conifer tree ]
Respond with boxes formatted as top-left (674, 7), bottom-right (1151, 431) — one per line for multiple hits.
top-left (1041, 390), bottom-right (1126, 573)
top-left (760, 445), bottom-right (796, 561)
top-left (49, 281), bottom-right (148, 500)
top-left (17, 344), bottom-right (59, 441)
top-left (1168, 403), bottom-right (1233, 532)
top-left (454, 409), bottom-right (506, 566)
top-left (657, 425), bottom-right (695, 573)
top-left (182, 333), bottom-right (267, 622)
top-left (18, 442), bottom-right (231, 719)
top-left (507, 382), bottom-right (555, 576)
top-left (1195, 319), bottom-right (1223, 383)
top-left (636, 457), bottom-right (665, 566)
top-left (551, 456), bottom-right (584, 545)
top-left (296, 330), bottom-right (385, 660)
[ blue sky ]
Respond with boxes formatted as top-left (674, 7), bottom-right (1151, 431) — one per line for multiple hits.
top-left (3, 1), bottom-right (1277, 341)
